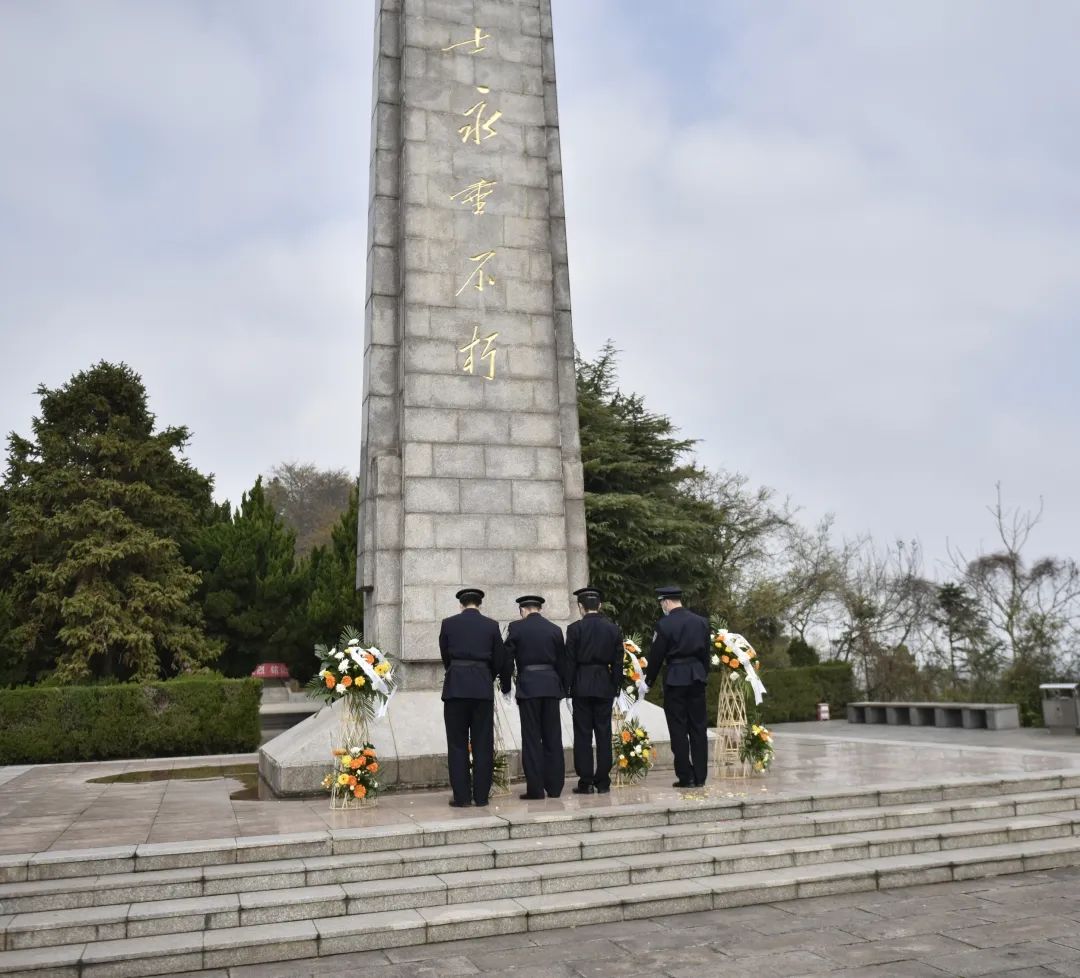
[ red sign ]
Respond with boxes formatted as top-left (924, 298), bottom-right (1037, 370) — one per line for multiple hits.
top-left (252, 662), bottom-right (290, 679)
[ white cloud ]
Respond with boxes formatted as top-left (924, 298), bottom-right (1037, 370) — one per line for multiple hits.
top-left (1, 0), bottom-right (1077, 568)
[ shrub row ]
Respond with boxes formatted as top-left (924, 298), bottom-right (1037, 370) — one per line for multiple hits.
top-left (0, 677), bottom-right (262, 764)
top-left (648, 662), bottom-right (855, 726)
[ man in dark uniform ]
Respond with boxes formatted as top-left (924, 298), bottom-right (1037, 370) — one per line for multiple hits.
top-left (501, 595), bottom-right (567, 800)
top-left (643, 585), bottom-right (711, 788)
top-left (565, 585), bottom-right (623, 794)
top-left (439, 587), bottom-right (505, 807)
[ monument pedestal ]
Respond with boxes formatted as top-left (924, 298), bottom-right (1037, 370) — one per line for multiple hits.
top-left (258, 692), bottom-right (672, 796)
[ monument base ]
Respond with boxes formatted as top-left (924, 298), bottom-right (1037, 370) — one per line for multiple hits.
top-left (258, 691), bottom-right (673, 797)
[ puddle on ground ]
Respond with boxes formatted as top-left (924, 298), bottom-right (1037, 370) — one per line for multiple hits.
top-left (88, 764), bottom-right (266, 800)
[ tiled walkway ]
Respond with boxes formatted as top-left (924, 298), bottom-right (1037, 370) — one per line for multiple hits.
top-left (155, 866), bottom-right (1080, 977)
top-left (3, 724), bottom-right (1080, 855)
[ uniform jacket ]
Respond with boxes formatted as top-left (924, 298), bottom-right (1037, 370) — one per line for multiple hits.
top-left (501, 613), bottom-right (567, 700)
top-left (566, 612), bottom-right (623, 699)
top-left (644, 606), bottom-right (711, 688)
top-left (439, 608), bottom-right (505, 701)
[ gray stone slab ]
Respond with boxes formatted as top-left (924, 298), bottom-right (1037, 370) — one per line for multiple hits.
top-left (621, 879), bottom-right (713, 919)
top-left (134, 838), bottom-right (238, 871)
top-left (203, 919), bottom-right (319, 969)
top-left (516, 888), bottom-right (623, 930)
top-left (239, 884), bottom-right (347, 925)
top-left (202, 858), bottom-right (307, 894)
top-left (331, 823), bottom-right (425, 855)
top-left (401, 841), bottom-right (496, 875)
top-left (125, 894), bottom-right (239, 938)
top-left (80, 932), bottom-right (203, 978)
top-left (0, 943), bottom-right (85, 978)
top-left (440, 865), bottom-right (542, 903)
top-left (532, 857), bottom-right (631, 894)
top-left (313, 908), bottom-right (427, 954)
top-left (234, 832), bottom-right (331, 863)
top-left (488, 835), bottom-right (580, 869)
top-left (27, 846), bottom-right (137, 881)
top-left (418, 898), bottom-right (528, 942)
top-left (345, 874), bottom-right (448, 912)
top-left (7, 904), bottom-right (126, 950)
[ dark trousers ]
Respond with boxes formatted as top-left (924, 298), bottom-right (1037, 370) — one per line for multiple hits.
top-left (664, 682), bottom-right (708, 784)
top-left (518, 697), bottom-right (565, 797)
top-left (572, 696), bottom-right (613, 789)
top-left (444, 698), bottom-right (494, 805)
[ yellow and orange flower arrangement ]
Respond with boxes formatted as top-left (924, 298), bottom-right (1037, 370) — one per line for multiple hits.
top-left (321, 743), bottom-right (381, 803)
top-left (711, 626), bottom-right (761, 680)
top-left (611, 720), bottom-right (653, 784)
top-left (306, 625), bottom-right (397, 711)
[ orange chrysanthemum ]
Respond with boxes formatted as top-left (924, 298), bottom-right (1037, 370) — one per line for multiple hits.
top-left (353, 784), bottom-right (367, 798)
top-left (620, 730), bottom-right (632, 744)
top-left (341, 675), bottom-right (353, 688)
top-left (367, 762), bottom-right (379, 773)
top-left (324, 674), bottom-right (336, 688)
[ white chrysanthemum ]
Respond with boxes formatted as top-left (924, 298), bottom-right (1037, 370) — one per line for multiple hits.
top-left (711, 654), bottom-right (720, 666)
top-left (335, 683), bottom-right (347, 694)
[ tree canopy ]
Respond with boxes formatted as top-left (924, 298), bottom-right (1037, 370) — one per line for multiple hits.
top-left (0, 362), bottom-right (219, 683)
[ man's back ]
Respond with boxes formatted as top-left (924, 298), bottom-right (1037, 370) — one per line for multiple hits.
top-left (567, 613), bottom-right (622, 698)
top-left (440, 608), bottom-right (503, 700)
top-left (505, 614), bottom-right (565, 698)
top-left (647, 607), bottom-right (710, 687)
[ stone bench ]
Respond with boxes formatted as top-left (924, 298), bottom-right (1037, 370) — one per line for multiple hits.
top-left (847, 701), bottom-right (1020, 731)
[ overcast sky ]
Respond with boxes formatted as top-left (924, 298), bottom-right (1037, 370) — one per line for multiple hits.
top-left (2, 1), bottom-right (1078, 574)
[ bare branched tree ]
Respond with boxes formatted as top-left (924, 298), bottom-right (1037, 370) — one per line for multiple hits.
top-left (950, 485), bottom-right (1080, 666)
top-left (264, 462), bottom-right (354, 557)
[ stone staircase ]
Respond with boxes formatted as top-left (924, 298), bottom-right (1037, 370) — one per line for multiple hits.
top-left (3, 772), bottom-right (1080, 977)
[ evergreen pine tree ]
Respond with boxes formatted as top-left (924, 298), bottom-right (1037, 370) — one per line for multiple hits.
top-left (290, 483), bottom-right (365, 682)
top-left (192, 477), bottom-right (305, 677)
top-left (577, 345), bottom-right (722, 637)
top-left (0, 362), bottom-right (220, 683)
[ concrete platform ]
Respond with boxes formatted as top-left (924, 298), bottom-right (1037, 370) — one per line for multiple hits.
top-left (258, 692), bottom-right (673, 796)
top-left (3, 725), bottom-right (1080, 856)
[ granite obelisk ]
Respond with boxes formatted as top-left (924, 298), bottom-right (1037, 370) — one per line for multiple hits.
top-left (260, 0), bottom-right (670, 793)
top-left (358, 0), bottom-right (588, 686)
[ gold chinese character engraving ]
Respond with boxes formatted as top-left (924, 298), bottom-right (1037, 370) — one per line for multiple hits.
top-left (442, 27), bottom-right (491, 55)
top-left (460, 325), bottom-right (499, 380)
top-left (459, 87), bottom-right (503, 144)
top-left (455, 250), bottom-right (497, 296)
top-left (451, 178), bottom-right (497, 216)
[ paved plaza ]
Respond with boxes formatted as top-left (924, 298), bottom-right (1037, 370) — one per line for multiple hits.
top-left (4, 725), bottom-right (1080, 856)
top-left (138, 867), bottom-right (1080, 978)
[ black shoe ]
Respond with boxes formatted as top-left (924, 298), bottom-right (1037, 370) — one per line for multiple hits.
top-left (547, 793), bottom-right (562, 799)
top-left (673, 780), bottom-right (694, 788)
top-left (572, 785), bottom-right (594, 794)
top-left (519, 792), bottom-right (544, 800)
top-left (449, 799), bottom-right (470, 808)
top-left (474, 800), bottom-right (489, 807)
top-left (594, 785), bottom-right (610, 794)
top-left (693, 781), bottom-right (706, 787)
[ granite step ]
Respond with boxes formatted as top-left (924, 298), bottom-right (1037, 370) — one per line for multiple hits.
top-left (3, 772), bottom-right (1077, 887)
top-left (3, 807), bottom-right (1079, 949)
top-left (2, 787), bottom-right (1079, 917)
top-left (3, 834), bottom-right (1080, 978)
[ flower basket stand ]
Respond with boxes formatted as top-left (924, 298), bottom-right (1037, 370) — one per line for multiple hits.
top-left (715, 677), bottom-right (751, 779)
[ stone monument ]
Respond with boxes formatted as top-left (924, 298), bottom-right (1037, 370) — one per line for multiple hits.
top-left (260, 0), bottom-right (670, 794)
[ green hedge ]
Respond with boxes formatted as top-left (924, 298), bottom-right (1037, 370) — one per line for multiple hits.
top-left (760, 662), bottom-right (855, 724)
top-left (647, 662), bottom-right (856, 725)
top-left (0, 678), bottom-right (262, 764)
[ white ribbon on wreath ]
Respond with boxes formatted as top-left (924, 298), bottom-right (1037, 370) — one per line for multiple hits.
top-left (730, 644), bottom-right (767, 706)
top-left (616, 649), bottom-right (649, 718)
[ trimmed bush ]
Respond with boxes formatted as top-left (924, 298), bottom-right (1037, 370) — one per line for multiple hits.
top-left (647, 662), bottom-right (856, 726)
top-left (0, 677), bottom-right (262, 764)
